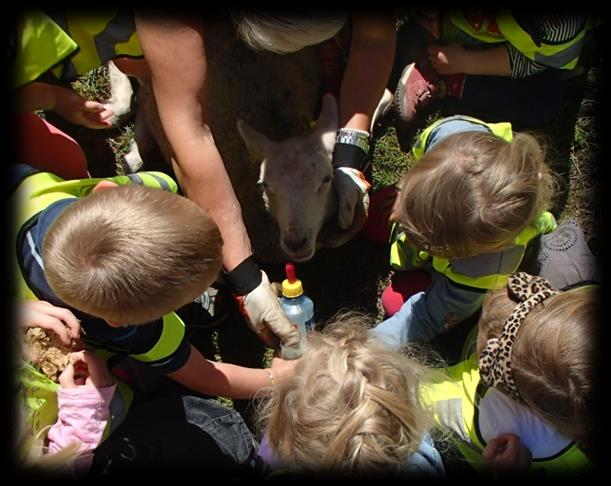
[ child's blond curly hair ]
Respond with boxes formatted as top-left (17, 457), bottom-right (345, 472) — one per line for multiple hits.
top-left (257, 313), bottom-right (436, 473)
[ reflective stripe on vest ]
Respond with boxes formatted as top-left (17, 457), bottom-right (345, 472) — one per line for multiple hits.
top-left (390, 211), bottom-right (557, 290)
top-left (48, 11), bottom-right (142, 79)
top-left (420, 353), bottom-right (591, 474)
top-left (447, 10), bottom-right (590, 70)
top-left (13, 9), bottom-right (78, 89)
top-left (12, 170), bottom-right (178, 301)
top-left (132, 312), bottom-right (187, 365)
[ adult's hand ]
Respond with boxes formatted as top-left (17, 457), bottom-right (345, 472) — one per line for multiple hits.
top-left (225, 257), bottom-right (304, 358)
top-left (333, 167), bottom-right (371, 230)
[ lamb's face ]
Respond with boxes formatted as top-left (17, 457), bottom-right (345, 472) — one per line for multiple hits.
top-left (237, 94), bottom-right (338, 262)
top-left (258, 145), bottom-right (334, 261)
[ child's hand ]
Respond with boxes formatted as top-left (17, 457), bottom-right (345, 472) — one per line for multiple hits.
top-left (59, 351), bottom-right (114, 389)
top-left (19, 300), bottom-right (81, 345)
top-left (427, 44), bottom-right (470, 75)
top-left (482, 433), bottom-right (532, 473)
top-left (54, 87), bottom-right (115, 129)
top-left (270, 355), bottom-right (300, 383)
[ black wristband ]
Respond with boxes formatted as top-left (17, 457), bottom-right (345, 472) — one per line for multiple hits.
top-left (223, 255), bottom-right (262, 296)
top-left (332, 143), bottom-right (368, 171)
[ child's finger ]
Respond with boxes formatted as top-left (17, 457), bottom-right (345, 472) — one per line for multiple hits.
top-left (81, 115), bottom-right (114, 129)
top-left (35, 313), bottom-right (72, 345)
top-left (45, 305), bottom-right (81, 340)
top-left (97, 107), bottom-right (115, 120)
top-left (83, 100), bottom-right (106, 112)
top-left (482, 436), bottom-right (506, 462)
top-left (81, 351), bottom-right (114, 387)
top-left (58, 363), bottom-right (77, 388)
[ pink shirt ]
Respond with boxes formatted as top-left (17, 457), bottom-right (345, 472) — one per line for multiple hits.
top-left (46, 384), bottom-right (117, 474)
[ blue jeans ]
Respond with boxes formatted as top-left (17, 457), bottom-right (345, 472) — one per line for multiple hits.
top-left (90, 391), bottom-right (258, 475)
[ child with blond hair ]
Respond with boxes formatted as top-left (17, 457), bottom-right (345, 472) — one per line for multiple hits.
top-left (14, 301), bottom-right (258, 477)
top-left (12, 164), bottom-right (298, 405)
top-left (419, 272), bottom-right (597, 475)
top-left (374, 115), bottom-right (557, 346)
top-left (255, 313), bottom-right (445, 477)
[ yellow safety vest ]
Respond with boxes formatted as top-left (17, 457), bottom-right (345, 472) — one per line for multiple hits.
top-left (13, 8), bottom-right (78, 89)
top-left (390, 116), bottom-right (557, 290)
top-left (420, 353), bottom-right (591, 475)
top-left (445, 10), bottom-right (593, 70)
top-left (13, 9), bottom-right (142, 89)
top-left (13, 169), bottom-right (182, 455)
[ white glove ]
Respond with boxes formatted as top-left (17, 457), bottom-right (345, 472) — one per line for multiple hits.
top-left (225, 256), bottom-right (304, 359)
top-left (240, 271), bottom-right (304, 359)
top-left (334, 167), bottom-right (371, 229)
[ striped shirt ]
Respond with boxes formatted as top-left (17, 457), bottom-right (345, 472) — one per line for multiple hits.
top-left (507, 12), bottom-right (587, 78)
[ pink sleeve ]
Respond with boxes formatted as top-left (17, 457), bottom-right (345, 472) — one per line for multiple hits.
top-left (46, 384), bottom-right (117, 473)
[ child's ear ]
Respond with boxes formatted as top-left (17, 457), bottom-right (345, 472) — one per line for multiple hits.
top-left (92, 180), bottom-right (119, 192)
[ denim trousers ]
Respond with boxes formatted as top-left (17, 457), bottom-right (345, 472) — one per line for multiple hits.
top-left (90, 391), bottom-right (258, 475)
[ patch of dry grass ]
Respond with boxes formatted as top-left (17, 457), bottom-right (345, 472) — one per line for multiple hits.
top-left (563, 68), bottom-right (601, 257)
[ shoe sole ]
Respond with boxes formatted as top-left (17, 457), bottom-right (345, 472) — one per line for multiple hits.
top-left (393, 63), bottom-right (417, 124)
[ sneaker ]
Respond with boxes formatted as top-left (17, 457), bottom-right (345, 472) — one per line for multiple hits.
top-left (393, 62), bottom-right (439, 125)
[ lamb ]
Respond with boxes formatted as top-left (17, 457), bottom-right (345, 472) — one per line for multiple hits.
top-left (115, 21), bottom-right (389, 263)
top-left (237, 91), bottom-right (392, 262)
top-left (237, 94), bottom-right (354, 262)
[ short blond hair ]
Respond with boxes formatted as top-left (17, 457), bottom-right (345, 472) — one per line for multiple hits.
top-left (233, 11), bottom-right (347, 53)
top-left (257, 313), bottom-right (436, 474)
top-left (43, 185), bottom-right (223, 324)
top-left (395, 131), bottom-right (555, 258)
top-left (477, 284), bottom-right (598, 449)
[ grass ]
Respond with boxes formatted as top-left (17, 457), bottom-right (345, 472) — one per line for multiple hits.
top-left (562, 67), bottom-right (601, 256)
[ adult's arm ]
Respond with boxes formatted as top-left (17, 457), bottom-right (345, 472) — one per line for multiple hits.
top-left (135, 14), bottom-right (251, 272)
top-left (339, 14), bottom-right (396, 130)
top-left (331, 14), bottom-right (396, 230)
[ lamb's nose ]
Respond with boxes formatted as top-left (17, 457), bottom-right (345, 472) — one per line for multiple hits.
top-left (284, 236), bottom-right (308, 253)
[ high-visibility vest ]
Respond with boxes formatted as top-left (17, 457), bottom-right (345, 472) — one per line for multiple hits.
top-left (389, 115), bottom-right (557, 290)
top-left (13, 169), bottom-right (179, 456)
top-left (13, 8), bottom-right (78, 89)
top-left (445, 10), bottom-right (593, 70)
top-left (13, 9), bottom-right (142, 88)
top-left (420, 353), bottom-right (591, 474)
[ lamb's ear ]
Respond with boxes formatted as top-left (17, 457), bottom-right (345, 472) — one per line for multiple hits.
top-left (237, 119), bottom-right (274, 160)
top-left (314, 94), bottom-right (338, 155)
